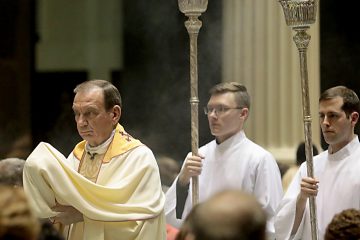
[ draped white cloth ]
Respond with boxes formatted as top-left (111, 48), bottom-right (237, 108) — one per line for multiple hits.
top-left (23, 142), bottom-right (166, 240)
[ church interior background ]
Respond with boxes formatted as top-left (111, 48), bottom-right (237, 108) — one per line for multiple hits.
top-left (0, 0), bottom-right (359, 166)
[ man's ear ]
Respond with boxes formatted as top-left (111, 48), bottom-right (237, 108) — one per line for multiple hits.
top-left (351, 112), bottom-right (359, 125)
top-left (112, 105), bottom-right (121, 123)
top-left (240, 108), bottom-right (249, 120)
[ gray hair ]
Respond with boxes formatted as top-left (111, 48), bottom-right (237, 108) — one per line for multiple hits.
top-left (74, 79), bottom-right (122, 109)
top-left (0, 158), bottom-right (25, 186)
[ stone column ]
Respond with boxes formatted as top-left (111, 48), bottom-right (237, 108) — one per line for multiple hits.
top-left (222, 0), bottom-right (321, 164)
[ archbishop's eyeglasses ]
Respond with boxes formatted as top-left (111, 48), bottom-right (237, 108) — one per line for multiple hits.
top-left (204, 105), bottom-right (242, 116)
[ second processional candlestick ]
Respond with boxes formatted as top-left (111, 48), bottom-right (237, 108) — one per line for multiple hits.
top-left (279, 0), bottom-right (319, 239)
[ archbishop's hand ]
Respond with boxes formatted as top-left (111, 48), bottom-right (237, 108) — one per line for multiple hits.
top-left (178, 153), bottom-right (204, 186)
top-left (50, 202), bottom-right (84, 225)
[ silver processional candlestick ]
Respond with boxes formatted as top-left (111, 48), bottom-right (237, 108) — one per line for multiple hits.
top-left (279, 0), bottom-right (319, 239)
top-left (178, 0), bottom-right (208, 206)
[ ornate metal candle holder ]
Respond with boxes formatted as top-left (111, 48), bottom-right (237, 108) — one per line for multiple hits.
top-left (279, 0), bottom-right (319, 239)
top-left (178, 0), bottom-right (208, 206)
top-left (280, 0), bottom-right (317, 28)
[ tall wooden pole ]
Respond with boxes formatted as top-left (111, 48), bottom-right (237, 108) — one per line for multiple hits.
top-left (279, 1), bottom-right (319, 239)
top-left (178, 0), bottom-right (208, 206)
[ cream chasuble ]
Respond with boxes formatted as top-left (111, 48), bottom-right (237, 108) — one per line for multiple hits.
top-left (23, 124), bottom-right (166, 240)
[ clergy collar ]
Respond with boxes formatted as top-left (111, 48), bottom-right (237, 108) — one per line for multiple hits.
top-left (85, 129), bottom-right (115, 155)
top-left (328, 135), bottom-right (360, 161)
